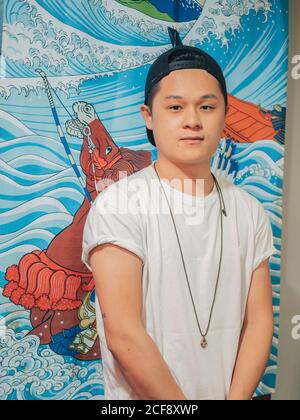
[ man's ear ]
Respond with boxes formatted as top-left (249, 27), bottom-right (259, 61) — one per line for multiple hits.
top-left (222, 104), bottom-right (229, 131)
top-left (225, 103), bottom-right (230, 116)
top-left (140, 104), bottom-right (153, 131)
top-left (220, 108), bottom-right (227, 133)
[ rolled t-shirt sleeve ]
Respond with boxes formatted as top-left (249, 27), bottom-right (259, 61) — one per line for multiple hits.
top-left (252, 199), bottom-right (277, 271)
top-left (81, 191), bottom-right (145, 272)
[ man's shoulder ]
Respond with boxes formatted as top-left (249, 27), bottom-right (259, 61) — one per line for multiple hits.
top-left (222, 176), bottom-right (263, 214)
top-left (117, 164), bottom-right (153, 188)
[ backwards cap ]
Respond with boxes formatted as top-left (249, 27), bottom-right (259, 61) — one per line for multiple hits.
top-left (144, 27), bottom-right (227, 147)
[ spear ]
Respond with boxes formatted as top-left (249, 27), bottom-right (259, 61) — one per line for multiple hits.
top-left (36, 69), bottom-right (92, 203)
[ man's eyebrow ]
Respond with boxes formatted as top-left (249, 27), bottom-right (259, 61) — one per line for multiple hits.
top-left (163, 94), bottom-right (218, 101)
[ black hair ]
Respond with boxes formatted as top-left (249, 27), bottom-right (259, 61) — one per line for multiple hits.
top-left (147, 50), bottom-right (228, 113)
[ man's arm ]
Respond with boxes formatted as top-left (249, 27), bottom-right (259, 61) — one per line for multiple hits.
top-left (228, 258), bottom-right (274, 400)
top-left (90, 244), bottom-right (187, 400)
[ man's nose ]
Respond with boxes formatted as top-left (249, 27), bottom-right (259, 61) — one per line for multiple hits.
top-left (183, 109), bottom-right (203, 129)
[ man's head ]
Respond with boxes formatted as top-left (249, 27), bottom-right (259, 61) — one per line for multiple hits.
top-left (140, 30), bottom-right (228, 167)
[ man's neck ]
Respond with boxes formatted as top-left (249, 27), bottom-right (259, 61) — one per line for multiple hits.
top-left (154, 158), bottom-right (214, 197)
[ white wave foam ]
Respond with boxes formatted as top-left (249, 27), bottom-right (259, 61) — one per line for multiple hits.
top-left (0, 110), bottom-right (34, 138)
top-left (0, 158), bottom-right (52, 182)
top-left (236, 150), bottom-right (284, 179)
top-left (98, 0), bottom-right (194, 29)
top-left (0, 213), bottom-right (72, 245)
top-left (1, 0), bottom-right (273, 98)
top-left (0, 245), bottom-right (44, 270)
top-left (1, 0), bottom-right (175, 97)
top-left (0, 135), bottom-right (67, 164)
top-left (0, 228), bottom-right (54, 251)
top-left (0, 328), bottom-right (103, 400)
top-left (0, 196), bottom-right (69, 224)
top-left (184, 0), bottom-right (272, 49)
top-left (7, 155), bottom-right (66, 172)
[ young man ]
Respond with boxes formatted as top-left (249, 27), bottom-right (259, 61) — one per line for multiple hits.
top-left (81, 28), bottom-right (276, 400)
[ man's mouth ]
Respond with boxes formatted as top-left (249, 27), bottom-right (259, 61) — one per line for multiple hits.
top-left (180, 136), bottom-right (204, 142)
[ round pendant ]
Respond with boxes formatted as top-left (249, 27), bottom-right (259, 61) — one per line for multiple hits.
top-left (201, 337), bottom-right (207, 349)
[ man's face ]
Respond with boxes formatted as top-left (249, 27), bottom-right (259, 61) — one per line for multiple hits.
top-left (141, 68), bottom-right (227, 166)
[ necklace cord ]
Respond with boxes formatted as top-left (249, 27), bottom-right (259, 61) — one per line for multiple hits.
top-left (153, 163), bottom-right (226, 341)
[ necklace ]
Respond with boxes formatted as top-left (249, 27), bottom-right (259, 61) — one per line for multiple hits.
top-left (153, 162), bottom-right (227, 349)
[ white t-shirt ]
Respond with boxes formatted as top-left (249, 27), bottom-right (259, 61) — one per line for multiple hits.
top-left (81, 161), bottom-right (276, 400)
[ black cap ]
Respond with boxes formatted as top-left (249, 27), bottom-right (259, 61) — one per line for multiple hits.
top-left (144, 27), bottom-right (228, 147)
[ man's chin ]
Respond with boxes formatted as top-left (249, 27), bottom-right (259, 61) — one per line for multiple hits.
top-left (174, 155), bottom-right (212, 167)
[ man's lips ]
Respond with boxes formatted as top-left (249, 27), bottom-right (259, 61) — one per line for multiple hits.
top-left (180, 136), bottom-right (204, 141)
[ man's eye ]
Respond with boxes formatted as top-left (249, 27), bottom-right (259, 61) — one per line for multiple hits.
top-left (169, 105), bottom-right (215, 111)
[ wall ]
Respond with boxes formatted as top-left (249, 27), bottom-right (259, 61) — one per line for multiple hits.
top-left (273, 0), bottom-right (300, 401)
